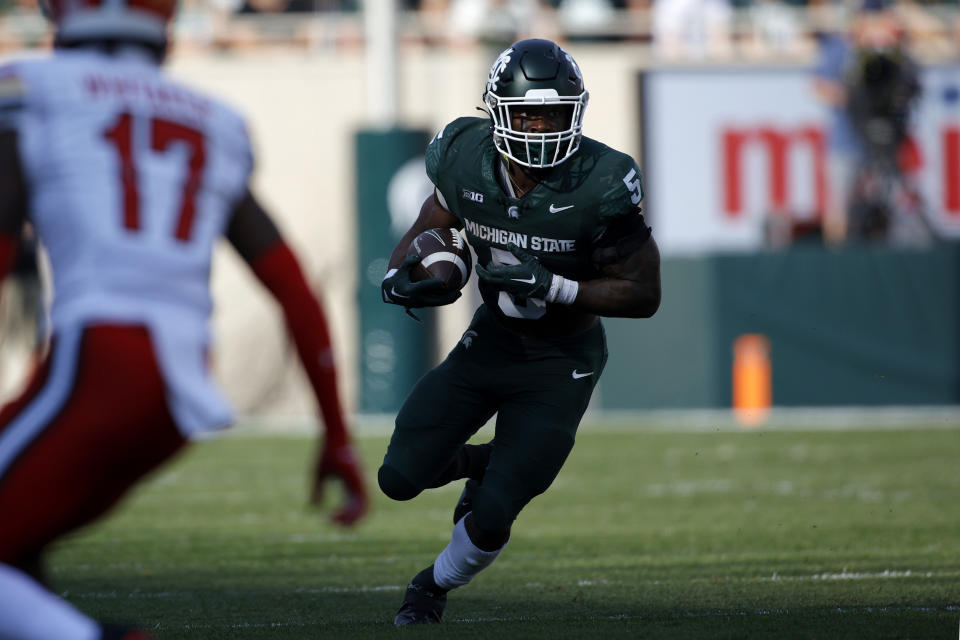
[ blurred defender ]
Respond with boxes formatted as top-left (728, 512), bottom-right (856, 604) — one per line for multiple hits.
top-left (0, 0), bottom-right (368, 637)
top-left (379, 39), bottom-right (661, 625)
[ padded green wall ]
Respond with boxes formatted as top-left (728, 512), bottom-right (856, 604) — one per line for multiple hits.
top-left (600, 246), bottom-right (960, 409)
top-left (355, 128), bottom-right (433, 412)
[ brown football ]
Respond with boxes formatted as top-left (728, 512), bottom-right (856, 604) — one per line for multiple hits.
top-left (406, 228), bottom-right (473, 293)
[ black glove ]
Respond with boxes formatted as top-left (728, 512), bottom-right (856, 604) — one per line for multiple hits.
top-left (475, 243), bottom-right (554, 303)
top-left (382, 254), bottom-right (462, 308)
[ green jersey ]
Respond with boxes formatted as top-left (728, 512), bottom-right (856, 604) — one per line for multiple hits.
top-left (425, 117), bottom-right (645, 334)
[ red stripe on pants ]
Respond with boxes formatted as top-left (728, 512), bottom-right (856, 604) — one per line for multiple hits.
top-left (0, 325), bottom-right (187, 564)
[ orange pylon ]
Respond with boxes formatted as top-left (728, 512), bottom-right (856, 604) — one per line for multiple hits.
top-left (732, 334), bottom-right (772, 428)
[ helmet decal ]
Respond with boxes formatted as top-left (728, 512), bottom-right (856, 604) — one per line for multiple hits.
top-left (565, 53), bottom-right (583, 85)
top-left (486, 47), bottom-right (513, 94)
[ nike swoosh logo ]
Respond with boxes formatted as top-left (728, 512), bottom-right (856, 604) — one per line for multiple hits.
top-left (390, 287), bottom-right (410, 299)
top-left (572, 370), bottom-right (593, 379)
top-left (549, 204), bottom-right (574, 213)
top-left (511, 275), bottom-right (537, 284)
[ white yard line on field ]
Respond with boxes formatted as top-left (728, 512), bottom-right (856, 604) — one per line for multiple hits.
top-left (763, 568), bottom-right (960, 581)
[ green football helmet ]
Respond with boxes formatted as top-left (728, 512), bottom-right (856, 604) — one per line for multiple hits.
top-left (483, 39), bottom-right (589, 169)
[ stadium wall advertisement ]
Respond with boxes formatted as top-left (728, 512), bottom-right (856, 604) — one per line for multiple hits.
top-left (641, 65), bottom-right (960, 256)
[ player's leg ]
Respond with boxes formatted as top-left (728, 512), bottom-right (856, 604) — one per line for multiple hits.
top-left (396, 320), bottom-right (607, 625)
top-left (397, 381), bottom-right (601, 626)
top-left (377, 343), bottom-right (496, 502)
top-left (0, 324), bottom-right (187, 639)
top-left (388, 317), bottom-right (503, 625)
top-left (428, 373), bottom-right (600, 596)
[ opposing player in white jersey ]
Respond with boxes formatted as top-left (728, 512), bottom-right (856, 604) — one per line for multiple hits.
top-left (0, 0), bottom-right (369, 637)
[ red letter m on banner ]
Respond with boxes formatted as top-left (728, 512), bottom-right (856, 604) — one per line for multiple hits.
top-left (723, 126), bottom-right (827, 219)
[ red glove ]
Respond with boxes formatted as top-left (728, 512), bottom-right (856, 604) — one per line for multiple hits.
top-left (249, 241), bottom-right (370, 526)
top-left (311, 441), bottom-right (369, 526)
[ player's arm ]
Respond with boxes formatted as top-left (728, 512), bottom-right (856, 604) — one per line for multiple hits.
top-left (476, 209), bottom-right (660, 318)
top-left (226, 190), bottom-right (368, 526)
top-left (574, 221), bottom-right (661, 318)
top-left (381, 190), bottom-right (463, 309)
top-left (386, 190), bottom-right (461, 270)
top-left (0, 130), bottom-right (28, 283)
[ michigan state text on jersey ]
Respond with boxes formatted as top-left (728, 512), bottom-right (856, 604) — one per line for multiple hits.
top-left (378, 38), bottom-right (661, 627)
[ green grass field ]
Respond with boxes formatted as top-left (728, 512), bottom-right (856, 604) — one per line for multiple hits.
top-left (49, 421), bottom-right (960, 639)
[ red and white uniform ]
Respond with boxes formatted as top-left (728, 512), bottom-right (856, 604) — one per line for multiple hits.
top-left (0, 49), bottom-right (254, 563)
top-left (2, 48), bottom-right (252, 437)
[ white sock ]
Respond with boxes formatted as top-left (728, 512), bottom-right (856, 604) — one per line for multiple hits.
top-left (0, 564), bottom-right (100, 640)
top-left (432, 517), bottom-right (507, 590)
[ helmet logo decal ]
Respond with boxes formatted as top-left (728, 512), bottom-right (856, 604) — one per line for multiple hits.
top-left (565, 53), bottom-right (583, 84)
top-left (486, 48), bottom-right (513, 94)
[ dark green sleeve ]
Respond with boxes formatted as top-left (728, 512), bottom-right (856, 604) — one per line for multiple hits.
top-left (596, 153), bottom-right (644, 223)
top-left (587, 152), bottom-right (648, 257)
top-left (424, 117), bottom-right (485, 222)
top-left (424, 125), bottom-right (446, 187)
top-left (425, 118), bottom-right (475, 188)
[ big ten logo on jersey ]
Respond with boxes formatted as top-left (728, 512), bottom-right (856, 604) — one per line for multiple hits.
top-left (462, 189), bottom-right (484, 203)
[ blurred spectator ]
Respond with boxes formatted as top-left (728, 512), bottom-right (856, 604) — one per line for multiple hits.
top-left (652, 0), bottom-right (733, 60)
top-left (741, 0), bottom-right (814, 58)
top-left (894, 0), bottom-right (956, 58)
top-left (556, 0), bottom-right (617, 41)
top-left (414, 0), bottom-right (453, 46)
top-left (0, 0), bottom-right (48, 51)
top-left (446, 0), bottom-right (559, 51)
top-left (813, 1), bottom-right (927, 244)
top-left (812, 14), bottom-right (858, 243)
top-left (235, 0), bottom-right (356, 13)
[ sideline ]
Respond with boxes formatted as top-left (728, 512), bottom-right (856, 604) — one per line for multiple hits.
top-left (212, 406), bottom-right (960, 439)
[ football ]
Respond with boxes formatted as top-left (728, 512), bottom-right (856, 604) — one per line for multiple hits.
top-left (406, 228), bottom-right (473, 292)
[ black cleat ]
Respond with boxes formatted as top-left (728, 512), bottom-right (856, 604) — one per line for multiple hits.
top-left (394, 566), bottom-right (448, 626)
top-left (453, 478), bottom-right (478, 525)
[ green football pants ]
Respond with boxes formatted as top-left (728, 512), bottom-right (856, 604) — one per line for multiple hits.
top-left (380, 304), bottom-right (608, 532)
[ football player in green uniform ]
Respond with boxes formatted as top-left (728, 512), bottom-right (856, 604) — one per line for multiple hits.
top-left (379, 38), bottom-right (661, 625)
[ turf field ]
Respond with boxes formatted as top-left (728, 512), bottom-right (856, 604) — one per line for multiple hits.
top-left (50, 420), bottom-right (960, 639)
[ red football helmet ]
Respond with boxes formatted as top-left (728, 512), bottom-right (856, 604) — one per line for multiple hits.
top-left (40, 0), bottom-right (176, 47)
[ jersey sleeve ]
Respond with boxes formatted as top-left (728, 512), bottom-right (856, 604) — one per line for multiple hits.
top-left (426, 117), bottom-right (481, 183)
top-left (210, 102), bottom-right (255, 212)
top-left (0, 64), bottom-right (27, 132)
top-left (589, 152), bottom-right (649, 257)
top-left (425, 117), bottom-right (487, 223)
top-left (425, 119), bottom-right (470, 187)
top-left (596, 152), bottom-right (644, 222)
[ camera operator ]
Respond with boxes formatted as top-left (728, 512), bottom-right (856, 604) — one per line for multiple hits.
top-left (813, 1), bottom-right (928, 245)
top-left (844, 9), bottom-right (926, 242)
